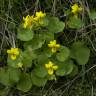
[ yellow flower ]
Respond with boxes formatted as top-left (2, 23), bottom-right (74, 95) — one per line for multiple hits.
top-left (22, 11), bottom-right (46, 28)
top-left (34, 11), bottom-right (46, 24)
top-left (48, 69), bottom-right (54, 75)
top-left (17, 62), bottom-right (23, 68)
top-left (23, 15), bottom-right (34, 28)
top-left (45, 61), bottom-right (58, 75)
top-left (35, 11), bottom-right (46, 19)
top-left (52, 65), bottom-right (58, 70)
top-left (48, 40), bottom-right (60, 53)
top-left (45, 61), bottom-right (53, 69)
top-left (71, 4), bottom-right (83, 17)
top-left (7, 48), bottom-right (19, 60)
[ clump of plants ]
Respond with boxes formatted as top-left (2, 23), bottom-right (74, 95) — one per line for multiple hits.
top-left (0, 3), bottom-right (91, 93)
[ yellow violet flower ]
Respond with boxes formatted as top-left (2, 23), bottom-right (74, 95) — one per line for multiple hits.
top-left (36, 11), bottom-right (46, 19)
top-left (34, 11), bottom-right (46, 24)
top-left (48, 69), bottom-right (54, 75)
top-left (52, 65), bottom-right (58, 70)
top-left (45, 61), bottom-right (53, 69)
top-left (17, 62), bottom-right (23, 68)
top-left (7, 48), bottom-right (19, 60)
top-left (23, 15), bottom-right (34, 28)
top-left (45, 61), bottom-right (58, 75)
top-left (23, 11), bottom-right (46, 28)
top-left (71, 4), bottom-right (83, 17)
top-left (48, 40), bottom-right (60, 53)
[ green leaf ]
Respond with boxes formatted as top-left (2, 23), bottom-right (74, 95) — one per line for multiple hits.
top-left (17, 73), bottom-right (32, 92)
top-left (43, 47), bottom-right (53, 57)
top-left (41, 31), bottom-right (54, 42)
top-left (31, 72), bottom-right (47, 87)
top-left (68, 64), bottom-right (78, 77)
top-left (56, 46), bottom-right (70, 62)
top-left (41, 18), bottom-right (49, 27)
top-left (47, 17), bottom-right (65, 33)
top-left (8, 67), bottom-right (21, 83)
top-left (0, 67), bottom-right (20, 86)
top-left (22, 48), bottom-right (36, 68)
top-left (89, 10), bottom-right (96, 20)
top-left (56, 60), bottom-right (74, 76)
top-left (17, 25), bottom-right (34, 41)
top-left (37, 54), bottom-right (49, 66)
top-left (33, 67), bottom-right (48, 78)
top-left (24, 34), bottom-right (45, 50)
top-left (68, 17), bottom-right (83, 29)
top-left (71, 41), bottom-right (90, 65)
top-left (0, 68), bottom-right (11, 86)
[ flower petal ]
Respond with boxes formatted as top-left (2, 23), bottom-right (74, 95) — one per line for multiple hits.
top-left (48, 69), bottom-right (54, 75)
top-left (11, 55), bottom-right (16, 60)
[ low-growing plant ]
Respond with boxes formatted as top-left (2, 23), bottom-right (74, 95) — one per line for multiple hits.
top-left (0, 3), bottom-right (91, 93)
